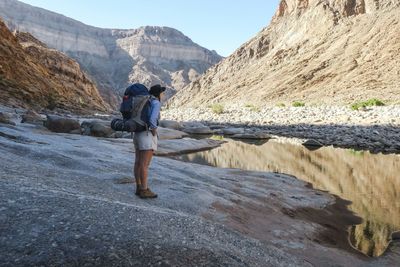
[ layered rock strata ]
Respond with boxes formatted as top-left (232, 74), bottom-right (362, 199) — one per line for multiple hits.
top-left (0, 0), bottom-right (222, 106)
top-left (0, 19), bottom-right (109, 113)
top-left (170, 0), bottom-right (400, 107)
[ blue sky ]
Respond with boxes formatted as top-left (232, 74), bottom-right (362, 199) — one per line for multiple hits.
top-left (18, 0), bottom-right (280, 57)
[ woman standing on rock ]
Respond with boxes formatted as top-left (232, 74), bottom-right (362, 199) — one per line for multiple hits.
top-left (134, 84), bottom-right (165, 199)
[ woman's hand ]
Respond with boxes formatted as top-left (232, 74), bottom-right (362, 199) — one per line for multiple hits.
top-left (151, 128), bottom-right (157, 136)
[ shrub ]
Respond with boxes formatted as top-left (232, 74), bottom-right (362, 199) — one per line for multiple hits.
top-left (351, 98), bottom-right (385, 110)
top-left (210, 135), bottom-right (224, 141)
top-left (292, 101), bottom-right (305, 107)
top-left (250, 106), bottom-right (261, 112)
top-left (348, 149), bottom-right (364, 156)
top-left (276, 103), bottom-right (286, 107)
top-left (245, 103), bottom-right (260, 112)
top-left (46, 94), bottom-right (57, 110)
top-left (211, 103), bottom-right (224, 114)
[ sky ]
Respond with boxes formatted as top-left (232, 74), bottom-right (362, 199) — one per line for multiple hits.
top-left (18, 0), bottom-right (280, 57)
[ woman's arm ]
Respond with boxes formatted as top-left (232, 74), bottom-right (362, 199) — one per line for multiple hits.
top-left (148, 99), bottom-right (161, 135)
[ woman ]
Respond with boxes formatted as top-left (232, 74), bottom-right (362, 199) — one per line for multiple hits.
top-left (134, 84), bottom-right (165, 199)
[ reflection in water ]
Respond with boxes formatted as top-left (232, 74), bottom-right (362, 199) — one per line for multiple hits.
top-left (177, 139), bottom-right (400, 257)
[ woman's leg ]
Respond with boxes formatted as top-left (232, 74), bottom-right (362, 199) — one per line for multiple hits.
top-left (138, 150), bottom-right (153, 190)
top-left (134, 149), bottom-right (141, 189)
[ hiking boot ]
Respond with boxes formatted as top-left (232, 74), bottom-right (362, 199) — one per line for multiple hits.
top-left (139, 188), bottom-right (158, 199)
top-left (135, 187), bottom-right (141, 196)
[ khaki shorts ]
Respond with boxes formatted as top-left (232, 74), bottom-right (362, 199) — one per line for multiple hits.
top-left (133, 131), bottom-right (158, 151)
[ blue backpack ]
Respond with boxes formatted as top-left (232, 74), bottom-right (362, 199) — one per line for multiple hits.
top-left (111, 83), bottom-right (151, 132)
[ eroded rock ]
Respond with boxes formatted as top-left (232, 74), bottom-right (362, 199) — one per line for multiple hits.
top-left (156, 138), bottom-right (222, 156)
top-left (44, 115), bottom-right (80, 133)
top-left (81, 120), bottom-right (114, 138)
top-left (231, 132), bottom-right (271, 140)
top-left (0, 111), bottom-right (16, 125)
top-left (159, 120), bottom-right (183, 130)
top-left (21, 110), bottom-right (44, 125)
top-left (302, 139), bottom-right (323, 148)
top-left (182, 126), bottom-right (214, 135)
top-left (222, 128), bottom-right (245, 135)
top-left (157, 127), bottom-right (188, 140)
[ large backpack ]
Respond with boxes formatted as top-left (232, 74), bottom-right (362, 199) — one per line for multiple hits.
top-left (111, 83), bottom-right (151, 132)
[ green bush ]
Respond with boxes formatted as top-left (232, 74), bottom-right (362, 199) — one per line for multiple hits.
top-left (250, 106), bottom-right (261, 112)
top-left (276, 103), bottom-right (286, 107)
top-left (292, 101), bottom-right (305, 107)
top-left (351, 98), bottom-right (385, 110)
top-left (46, 94), bottom-right (58, 110)
top-left (210, 103), bottom-right (224, 114)
top-left (210, 135), bottom-right (224, 141)
top-left (245, 103), bottom-right (260, 112)
top-left (348, 149), bottom-right (364, 156)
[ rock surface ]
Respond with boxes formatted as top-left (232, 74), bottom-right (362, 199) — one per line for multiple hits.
top-left (302, 139), bottom-right (324, 148)
top-left (0, 19), bottom-right (109, 114)
top-left (222, 127), bottom-right (245, 135)
top-left (0, 0), bottom-right (222, 106)
top-left (170, 0), bottom-right (400, 107)
top-left (231, 132), bottom-right (271, 140)
top-left (0, 120), bottom-right (399, 266)
top-left (0, 111), bottom-right (16, 125)
top-left (44, 115), bottom-right (80, 133)
top-left (157, 127), bottom-right (188, 140)
top-left (81, 120), bottom-right (114, 138)
top-left (182, 125), bottom-right (214, 135)
top-left (156, 138), bottom-right (222, 156)
top-left (21, 110), bottom-right (44, 125)
top-left (159, 120), bottom-right (183, 131)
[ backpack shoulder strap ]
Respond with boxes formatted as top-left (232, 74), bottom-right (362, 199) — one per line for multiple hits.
top-left (131, 95), bottom-right (151, 125)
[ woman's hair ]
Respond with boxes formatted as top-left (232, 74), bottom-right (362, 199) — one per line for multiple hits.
top-left (149, 84), bottom-right (166, 99)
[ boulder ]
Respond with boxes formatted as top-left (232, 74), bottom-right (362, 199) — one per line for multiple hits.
top-left (222, 128), bottom-right (245, 135)
top-left (158, 127), bottom-right (189, 140)
top-left (21, 110), bottom-right (45, 125)
top-left (231, 133), bottom-right (271, 140)
top-left (69, 129), bottom-right (82, 135)
top-left (114, 132), bottom-right (126, 138)
top-left (81, 121), bottom-right (92, 136)
top-left (302, 139), bottom-right (323, 148)
top-left (156, 138), bottom-right (223, 156)
top-left (182, 126), bottom-right (214, 135)
top-left (159, 120), bottom-right (183, 130)
top-left (44, 115), bottom-right (80, 133)
top-left (81, 120), bottom-right (114, 138)
top-left (182, 121), bottom-right (207, 128)
top-left (0, 111), bottom-right (16, 125)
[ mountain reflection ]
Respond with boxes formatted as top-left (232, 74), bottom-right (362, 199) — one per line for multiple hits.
top-left (178, 139), bottom-right (400, 257)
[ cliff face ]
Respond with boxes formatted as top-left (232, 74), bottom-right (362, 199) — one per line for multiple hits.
top-left (170, 0), bottom-right (400, 107)
top-left (0, 0), bottom-right (222, 106)
top-left (0, 20), bottom-right (109, 113)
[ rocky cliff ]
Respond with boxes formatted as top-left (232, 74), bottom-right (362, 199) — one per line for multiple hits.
top-left (0, 0), bottom-right (222, 106)
top-left (170, 0), bottom-right (400, 107)
top-left (0, 19), bottom-right (109, 113)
